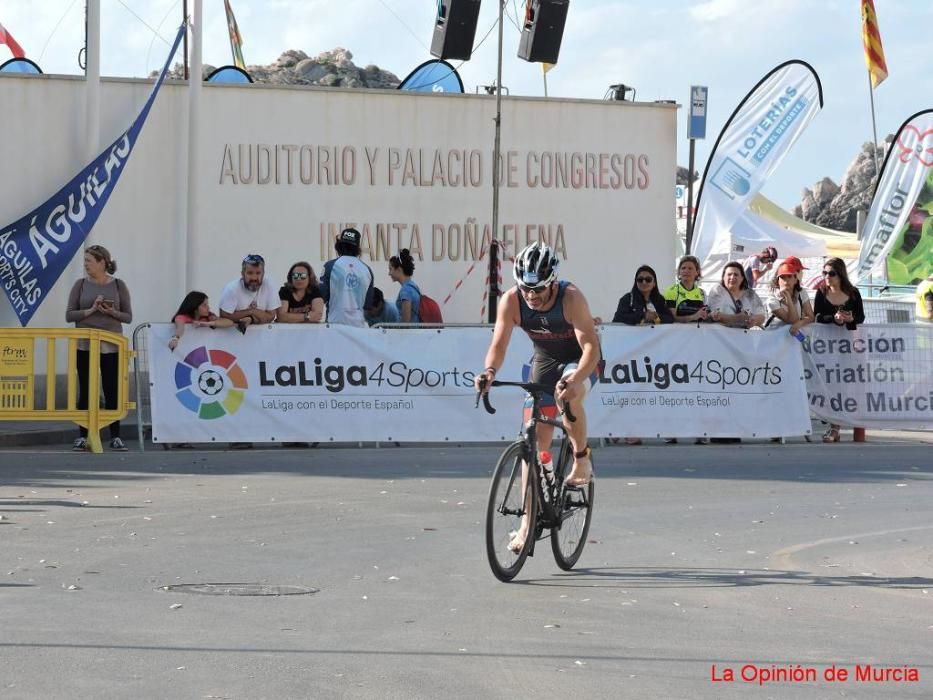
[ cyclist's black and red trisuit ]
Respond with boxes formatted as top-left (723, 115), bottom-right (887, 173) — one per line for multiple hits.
top-left (518, 281), bottom-right (599, 408)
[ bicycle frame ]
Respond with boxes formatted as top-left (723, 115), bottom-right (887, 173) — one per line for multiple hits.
top-left (479, 379), bottom-right (576, 541)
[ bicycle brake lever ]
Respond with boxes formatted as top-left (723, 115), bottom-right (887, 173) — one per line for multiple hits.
top-left (562, 401), bottom-right (576, 422)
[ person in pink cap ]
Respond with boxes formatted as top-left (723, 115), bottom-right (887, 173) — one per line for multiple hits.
top-left (765, 257), bottom-right (814, 337)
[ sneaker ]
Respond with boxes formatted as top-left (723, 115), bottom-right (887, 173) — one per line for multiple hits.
top-left (109, 437), bottom-right (128, 451)
top-left (72, 437), bottom-right (88, 452)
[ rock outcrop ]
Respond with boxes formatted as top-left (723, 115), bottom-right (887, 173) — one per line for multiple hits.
top-left (795, 138), bottom-right (890, 232)
top-left (161, 47), bottom-right (400, 89)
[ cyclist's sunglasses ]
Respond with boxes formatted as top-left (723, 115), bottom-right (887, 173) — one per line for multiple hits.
top-left (243, 254), bottom-right (265, 266)
top-left (518, 281), bottom-right (550, 294)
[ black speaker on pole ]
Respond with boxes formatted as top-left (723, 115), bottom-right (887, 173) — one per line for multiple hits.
top-left (430, 0), bottom-right (482, 62)
top-left (517, 0), bottom-right (569, 64)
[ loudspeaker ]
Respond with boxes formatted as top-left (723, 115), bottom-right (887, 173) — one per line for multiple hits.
top-left (517, 0), bottom-right (569, 64)
top-left (430, 0), bottom-right (481, 62)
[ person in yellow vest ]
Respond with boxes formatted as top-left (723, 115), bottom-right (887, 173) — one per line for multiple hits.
top-left (917, 274), bottom-right (933, 322)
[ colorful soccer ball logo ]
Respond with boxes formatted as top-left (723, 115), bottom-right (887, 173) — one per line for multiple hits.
top-left (174, 346), bottom-right (248, 419)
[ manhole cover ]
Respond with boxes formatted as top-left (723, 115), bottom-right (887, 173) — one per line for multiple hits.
top-left (161, 583), bottom-right (318, 596)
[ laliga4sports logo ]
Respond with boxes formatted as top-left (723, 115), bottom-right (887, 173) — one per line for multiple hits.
top-left (174, 346), bottom-right (248, 419)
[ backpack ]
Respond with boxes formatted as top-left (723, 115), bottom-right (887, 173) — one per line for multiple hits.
top-left (418, 293), bottom-right (444, 323)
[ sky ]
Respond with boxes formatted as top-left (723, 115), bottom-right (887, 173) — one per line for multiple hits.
top-left (2, 0), bottom-right (930, 212)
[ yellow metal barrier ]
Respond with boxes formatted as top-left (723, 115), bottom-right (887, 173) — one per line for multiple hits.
top-left (0, 329), bottom-right (135, 453)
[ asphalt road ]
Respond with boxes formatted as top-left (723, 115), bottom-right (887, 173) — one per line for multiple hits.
top-left (2, 439), bottom-right (932, 699)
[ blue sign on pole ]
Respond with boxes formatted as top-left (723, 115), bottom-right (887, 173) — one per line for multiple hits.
top-left (688, 85), bottom-right (708, 140)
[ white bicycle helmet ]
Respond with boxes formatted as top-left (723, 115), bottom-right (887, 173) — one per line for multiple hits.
top-left (513, 242), bottom-right (559, 288)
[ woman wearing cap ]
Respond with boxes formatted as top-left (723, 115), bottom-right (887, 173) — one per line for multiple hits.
top-left (766, 258), bottom-right (814, 336)
top-left (707, 262), bottom-right (767, 329)
top-left (814, 257), bottom-right (865, 443)
top-left (742, 246), bottom-right (778, 288)
top-left (664, 255), bottom-right (709, 323)
top-left (65, 244), bottom-right (133, 451)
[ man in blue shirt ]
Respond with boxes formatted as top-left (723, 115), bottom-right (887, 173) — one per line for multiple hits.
top-left (319, 228), bottom-right (374, 328)
top-left (364, 287), bottom-right (400, 326)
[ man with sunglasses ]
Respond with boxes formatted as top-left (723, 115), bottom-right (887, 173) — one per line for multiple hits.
top-left (475, 242), bottom-right (601, 489)
top-left (219, 253), bottom-right (280, 330)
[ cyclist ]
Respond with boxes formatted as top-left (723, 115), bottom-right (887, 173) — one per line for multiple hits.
top-left (476, 242), bottom-right (601, 548)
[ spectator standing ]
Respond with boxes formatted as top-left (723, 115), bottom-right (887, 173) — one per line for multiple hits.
top-left (277, 261), bottom-right (324, 324)
top-left (320, 228), bottom-right (374, 328)
top-left (65, 244), bottom-right (132, 451)
top-left (389, 249), bottom-right (421, 323)
top-left (218, 253), bottom-right (279, 449)
top-left (662, 255), bottom-right (710, 443)
top-left (766, 257), bottom-right (814, 336)
top-left (612, 265), bottom-right (674, 326)
top-left (168, 291), bottom-right (233, 351)
top-left (742, 246), bottom-right (778, 288)
top-left (664, 255), bottom-right (709, 323)
top-left (708, 262), bottom-right (767, 329)
top-left (611, 265), bottom-right (672, 445)
top-left (219, 253), bottom-right (280, 332)
top-left (364, 287), bottom-right (400, 326)
top-left (814, 257), bottom-right (865, 443)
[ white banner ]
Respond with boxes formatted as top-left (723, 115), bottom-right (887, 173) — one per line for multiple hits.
top-left (592, 324), bottom-right (811, 439)
top-left (853, 109), bottom-right (933, 282)
top-left (802, 323), bottom-right (933, 429)
top-left (148, 323), bottom-right (811, 443)
top-left (691, 61), bottom-right (823, 267)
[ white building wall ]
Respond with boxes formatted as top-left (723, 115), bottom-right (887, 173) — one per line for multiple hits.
top-left (0, 74), bottom-right (677, 331)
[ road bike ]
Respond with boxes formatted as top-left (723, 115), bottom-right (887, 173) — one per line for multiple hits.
top-left (476, 379), bottom-right (595, 582)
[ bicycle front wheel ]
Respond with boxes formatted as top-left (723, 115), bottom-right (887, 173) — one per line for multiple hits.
top-left (485, 441), bottom-right (537, 582)
top-left (550, 449), bottom-right (595, 570)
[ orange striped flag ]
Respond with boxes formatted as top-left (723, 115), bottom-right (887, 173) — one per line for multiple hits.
top-left (861, 0), bottom-right (888, 88)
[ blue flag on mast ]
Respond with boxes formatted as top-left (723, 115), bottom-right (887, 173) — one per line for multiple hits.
top-left (0, 22), bottom-right (186, 326)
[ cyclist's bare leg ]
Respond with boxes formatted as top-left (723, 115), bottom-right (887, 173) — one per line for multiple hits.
top-left (508, 423), bottom-right (555, 553)
top-left (562, 393), bottom-right (592, 486)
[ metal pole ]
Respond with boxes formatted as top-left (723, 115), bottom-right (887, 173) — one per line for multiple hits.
top-left (543, 69), bottom-right (548, 98)
top-left (685, 138), bottom-right (696, 252)
top-left (185, 0), bottom-right (202, 291)
top-left (82, 0), bottom-right (100, 250)
top-left (182, 0), bottom-right (189, 80)
top-left (866, 72), bottom-right (881, 184)
top-left (488, 0), bottom-right (505, 323)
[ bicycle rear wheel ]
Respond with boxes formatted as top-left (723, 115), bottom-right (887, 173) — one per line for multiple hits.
top-left (550, 444), bottom-right (594, 570)
top-left (485, 441), bottom-right (537, 582)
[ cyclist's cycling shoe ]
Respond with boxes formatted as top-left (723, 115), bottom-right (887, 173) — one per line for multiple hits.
top-left (564, 447), bottom-right (593, 487)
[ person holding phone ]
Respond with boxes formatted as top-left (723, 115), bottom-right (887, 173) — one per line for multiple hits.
top-left (65, 244), bottom-right (133, 451)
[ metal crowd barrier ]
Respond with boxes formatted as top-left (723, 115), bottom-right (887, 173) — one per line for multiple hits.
top-left (0, 328), bottom-right (134, 453)
top-left (132, 322), bottom-right (152, 452)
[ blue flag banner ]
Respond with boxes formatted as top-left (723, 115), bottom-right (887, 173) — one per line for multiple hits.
top-left (0, 22), bottom-right (186, 326)
top-left (398, 59), bottom-right (464, 93)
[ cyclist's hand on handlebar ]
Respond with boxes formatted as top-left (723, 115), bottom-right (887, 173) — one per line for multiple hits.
top-left (556, 377), bottom-right (582, 404)
top-left (474, 369), bottom-right (496, 394)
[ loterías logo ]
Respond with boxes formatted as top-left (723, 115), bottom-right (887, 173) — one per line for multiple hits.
top-left (174, 346), bottom-right (248, 419)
